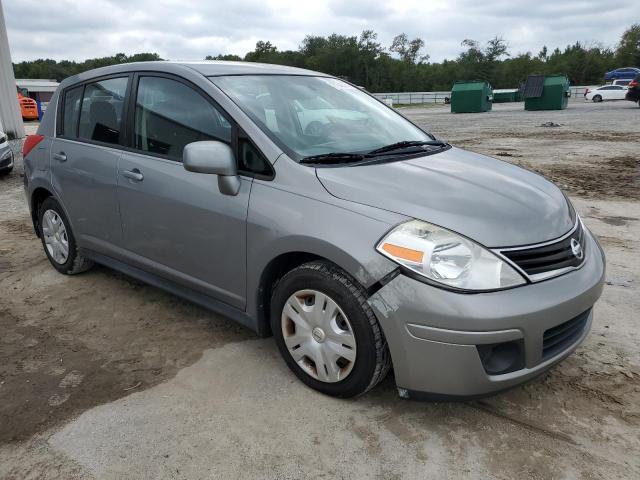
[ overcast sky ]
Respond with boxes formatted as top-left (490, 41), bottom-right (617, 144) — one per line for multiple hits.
top-left (4, 0), bottom-right (636, 63)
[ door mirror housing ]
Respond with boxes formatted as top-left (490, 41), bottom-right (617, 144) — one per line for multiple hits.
top-left (183, 141), bottom-right (240, 196)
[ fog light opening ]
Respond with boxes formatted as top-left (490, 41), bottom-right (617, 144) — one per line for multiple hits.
top-left (477, 340), bottom-right (524, 375)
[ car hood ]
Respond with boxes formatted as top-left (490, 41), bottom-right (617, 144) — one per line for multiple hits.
top-left (316, 147), bottom-right (575, 247)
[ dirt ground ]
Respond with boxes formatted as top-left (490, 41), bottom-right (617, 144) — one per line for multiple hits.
top-left (1, 100), bottom-right (639, 479)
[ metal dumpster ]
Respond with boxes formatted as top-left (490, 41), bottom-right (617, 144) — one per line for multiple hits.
top-left (523, 75), bottom-right (571, 111)
top-left (493, 88), bottom-right (521, 103)
top-left (450, 80), bottom-right (493, 113)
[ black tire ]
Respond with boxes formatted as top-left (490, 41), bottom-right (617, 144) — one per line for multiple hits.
top-left (0, 166), bottom-right (12, 176)
top-left (38, 197), bottom-right (93, 275)
top-left (593, 95), bottom-right (602, 103)
top-left (270, 261), bottom-right (391, 398)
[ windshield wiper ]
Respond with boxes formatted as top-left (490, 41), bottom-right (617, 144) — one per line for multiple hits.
top-left (300, 140), bottom-right (449, 165)
top-left (299, 152), bottom-right (371, 165)
top-left (366, 140), bottom-right (448, 156)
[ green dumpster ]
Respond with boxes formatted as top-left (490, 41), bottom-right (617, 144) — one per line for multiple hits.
top-left (493, 88), bottom-right (521, 103)
top-left (524, 75), bottom-right (570, 111)
top-left (450, 80), bottom-right (493, 113)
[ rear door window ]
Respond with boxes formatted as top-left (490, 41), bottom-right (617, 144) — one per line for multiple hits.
top-left (60, 85), bottom-right (83, 137)
top-left (134, 76), bottom-right (231, 161)
top-left (78, 77), bottom-right (128, 145)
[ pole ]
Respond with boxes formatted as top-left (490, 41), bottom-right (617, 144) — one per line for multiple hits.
top-left (0, 0), bottom-right (25, 138)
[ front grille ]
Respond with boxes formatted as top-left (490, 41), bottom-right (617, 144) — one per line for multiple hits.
top-left (542, 309), bottom-right (590, 360)
top-left (500, 221), bottom-right (585, 278)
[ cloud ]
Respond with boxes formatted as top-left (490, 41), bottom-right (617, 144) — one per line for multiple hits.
top-left (4, 0), bottom-right (635, 63)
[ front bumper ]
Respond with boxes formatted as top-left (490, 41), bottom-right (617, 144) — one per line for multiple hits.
top-left (0, 146), bottom-right (13, 170)
top-left (368, 228), bottom-right (605, 399)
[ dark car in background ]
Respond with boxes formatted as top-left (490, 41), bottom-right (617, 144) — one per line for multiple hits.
top-left (626, 75), bottom-right (640, 106)
top-left (605, 67), bottom-right (640, 81)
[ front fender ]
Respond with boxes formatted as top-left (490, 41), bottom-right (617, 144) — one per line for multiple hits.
top-left (245, 181), bottom-right (402, 325)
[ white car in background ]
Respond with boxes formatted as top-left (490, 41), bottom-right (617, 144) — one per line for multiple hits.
top-left (293, 97), bottom-right (369, 135)
top-left (584, 85), bottom-right (628, 102)
top-left (0, 131), bottom-right (14, 176)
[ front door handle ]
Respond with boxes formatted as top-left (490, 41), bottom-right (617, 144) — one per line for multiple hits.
top-left (53, 152), bottom-right (67, 162)
top-left (122, 168), bottom-right (144, 182)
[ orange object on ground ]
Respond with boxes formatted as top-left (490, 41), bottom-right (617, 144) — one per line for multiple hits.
top-left (18, 93), bottom-right (39, 120)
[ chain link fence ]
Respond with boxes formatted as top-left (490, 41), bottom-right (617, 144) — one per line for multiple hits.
top-left (372, 86), bottom-right (597, 106)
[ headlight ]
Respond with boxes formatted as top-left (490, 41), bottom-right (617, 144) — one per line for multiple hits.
top-left (376, 220), bottom-right (526, 291)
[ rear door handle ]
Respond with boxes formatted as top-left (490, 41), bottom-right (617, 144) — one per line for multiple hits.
top-left (53, 152), bottom-right (67, 162)
top-left (122, 168), bottom-right (144, 182)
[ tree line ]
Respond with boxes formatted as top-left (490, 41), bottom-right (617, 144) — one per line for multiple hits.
top-left (13, 24), bottom-right (640, 92)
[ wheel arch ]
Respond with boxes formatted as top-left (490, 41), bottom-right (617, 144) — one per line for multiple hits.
top-left (254, 251), bottom-right (324, 337)
top-left (250, 238), bottom-right (395, 337)
top-left (30, 186), bottom-right (54, 237)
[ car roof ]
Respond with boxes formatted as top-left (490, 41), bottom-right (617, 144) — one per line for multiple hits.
top-left (176, 61), bottom-right (325, 76)
top-left (58, 60), bottom-right (329, 89)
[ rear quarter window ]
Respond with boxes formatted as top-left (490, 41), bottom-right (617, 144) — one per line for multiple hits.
top-left (59, 85), bottom-right (83, 137)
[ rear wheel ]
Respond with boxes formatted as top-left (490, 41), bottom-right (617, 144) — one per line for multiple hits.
top-left (592, 95), bottom-right (602, 102)
top-left (0, 166), bottom-right (12, 176)
top-left (270, 261), bottom-right (391, 398)
top-left (38, 197), bottom-right (93, 275)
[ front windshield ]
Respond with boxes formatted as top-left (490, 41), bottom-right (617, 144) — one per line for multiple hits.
top-left (210, 75), bottom-right (433, 160)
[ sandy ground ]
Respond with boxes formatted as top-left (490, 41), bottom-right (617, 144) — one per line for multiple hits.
top-left (0, 101), bottom-right (639, 479)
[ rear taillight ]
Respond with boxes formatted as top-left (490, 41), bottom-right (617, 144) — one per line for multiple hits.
top-left (22, 134), bottom-right (44, 157)
top-left (630, 80), bottom-right (639, 88)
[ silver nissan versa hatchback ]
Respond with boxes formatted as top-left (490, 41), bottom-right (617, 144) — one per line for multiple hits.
top-left (23, 61), bottom-right (605, 399)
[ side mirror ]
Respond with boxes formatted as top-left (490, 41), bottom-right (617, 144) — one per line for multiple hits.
top-left (183, 141), bottom-right (240, 196)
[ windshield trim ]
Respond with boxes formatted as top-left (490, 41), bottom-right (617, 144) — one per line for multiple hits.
top-left (208, 74), bottom-right (437, 164)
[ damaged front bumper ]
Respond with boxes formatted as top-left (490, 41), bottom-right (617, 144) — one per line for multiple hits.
top-left (368, 229), bottom-right (606, 400)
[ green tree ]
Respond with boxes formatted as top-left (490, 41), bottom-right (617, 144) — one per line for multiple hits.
top-left (538, 46), bottom-right (548, 62)
top-left (358, 30), bottom-right (384, 87)
top-left (205, 54), bottom-right (243, 61)
top-left (616, 24), bottom-right (640, 66)
top-left (13, 53), bottom-right (163, 82)
top-left (12, 25), bottom-right (639, 91)
top-left (390, 33), bottom-right (428, 64)
top-left (485, 37), bottom-right (509, 62)
top-left (244, 41), bottom-right (280, 63)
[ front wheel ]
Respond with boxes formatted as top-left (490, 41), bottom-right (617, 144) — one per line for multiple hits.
top-left (270, 261), bottom-right (391, 398)
top-left (592, 95), bottom-right (602, 103)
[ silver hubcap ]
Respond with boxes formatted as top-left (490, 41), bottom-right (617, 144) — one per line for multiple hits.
top-left (42, 209), bottom-right (69, 264)
top-left (281, 289), bottom-right (357, 383)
